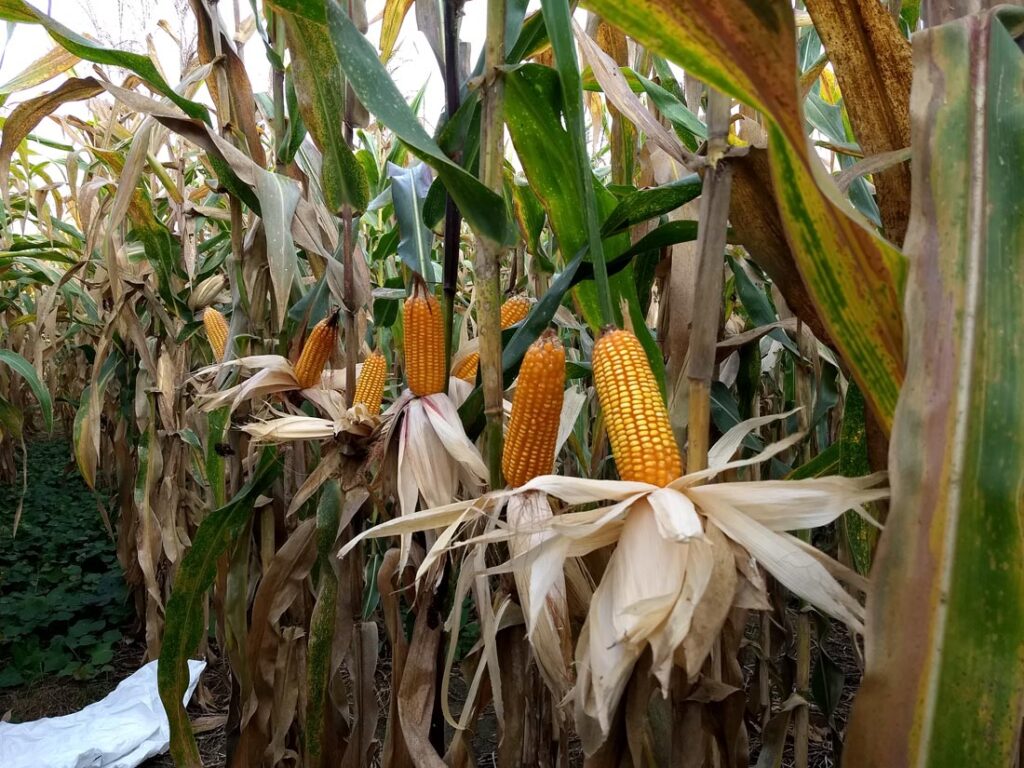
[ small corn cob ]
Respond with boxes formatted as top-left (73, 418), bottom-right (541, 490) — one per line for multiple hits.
top-left (455, 295), bottom-right (533, 383)
top-left (592, 328), bottom-right (682, 486)
top-left (500, 295), bottom-right (531, 328)
top-left (404, 279), bottom-right (446, 396)
top-left (502, 331), bottom-right (565, 487)
top-left (353, 351), bottom-right (387, 414)
top-left (452, 353), bottom-right (480, 384)
top-left (294, 309), bottom-right (340, 389)
top-left (203, 308), bottom-right (229, 360)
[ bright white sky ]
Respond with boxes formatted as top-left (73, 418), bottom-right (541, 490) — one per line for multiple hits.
top-left (0, 0), bottom-right (503, 130)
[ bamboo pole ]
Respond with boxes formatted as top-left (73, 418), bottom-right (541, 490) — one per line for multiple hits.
top-left (685, 88), bottom-right (733, 473)
top-left (442, 0), bottom-right (464, 382)
top-left (475, 0), bottom-right (507, 487)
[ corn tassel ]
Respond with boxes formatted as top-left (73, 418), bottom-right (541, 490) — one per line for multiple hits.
top-left (353, 351), bottom-right (387, 414)
top-left (455, 295), bottom-right (533, 383)
top-left (502, 331), bottom-right (565, 487)
top-left (404, 279), bottom-right (446, 396)
top-left (204, 308), bottom-right (229, 360)
top-left (592, 328), bottom-right (682, 486)
top-left (294, 309), bottom-right (340, 389)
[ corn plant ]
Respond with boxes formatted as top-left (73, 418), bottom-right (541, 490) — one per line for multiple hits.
top-left (0, 0), bottom-right (1021, 766)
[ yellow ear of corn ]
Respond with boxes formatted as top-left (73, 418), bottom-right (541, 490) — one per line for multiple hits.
top-left (455, 295), bottom-right (533, 383)
top-left (592, 328), bottom-right (682, 486)
top-left (404, 280), bottom-right (446, 396)
top-left (294, 309), bottom-right (340, 389)
top-left (502, 331), bottom-right (565, 488)
top-left (453, 353), bottom-right (480, 384)
top-left (203, 308), bottom-right (229, 360)
top-left (500, 295), bottom-right (531, 328)
top-left (353, 351), bottom-right (387, 414)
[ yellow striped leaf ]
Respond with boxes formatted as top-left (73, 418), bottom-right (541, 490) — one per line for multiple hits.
top-left (587, 0), bottom-right (906, 432)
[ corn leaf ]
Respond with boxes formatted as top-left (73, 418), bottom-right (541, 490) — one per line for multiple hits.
top-left (379, 0), bottom-right (415, 62)
top-left (0, 43), bottom-right (79, 101)
top-left (158, 449), bottom-right (282, 767)
top-left (804, 0), bottom-right (912, 242)
top-left (267, 0), bottom-right (514, 245)
top-left (278, 7), bottom-right (369, 212)
top-left (503, 63), bottom-right (662, 389)
top-left (540, 0), bottom-right (612, 325)
top-left (838, 383), bottom-right (875, 575)
top-left (845, 9), bottom-right (1024, 765)
top-left (0, 349), bottom-right (51, 432)
top-left (0, 78), bottom-right (103, 203)
top-left (387, 162), bottom-right (437, 283)
top-left (0, 1), bottom-right (210, 122)
top-left (587, 0), bottom-right (906, 432)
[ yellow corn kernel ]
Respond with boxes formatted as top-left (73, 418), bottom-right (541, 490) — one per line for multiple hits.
top-left (592, 328), bottom-right (682, 486)
top-left (453, 353), bottom-right (480, 384)
top-left (403, 280), bottom-right (446, 396)
top-left (203, 308), bottom-right (229, 360)
top-left (354, 351), bottom-right (387, 414)
top-left (502, 331), bottom-right (565, 488)
top-left (294, 309), bottom-right (340, 389)
top-left (455, 296), bottom-right (533, 383)
top-left (500, 295), bottom-right (531, 328)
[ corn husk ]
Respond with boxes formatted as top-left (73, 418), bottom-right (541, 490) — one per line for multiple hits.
top-left (192, 355), bottom-right (359, 417)
top-left (338, 410), bottom-right (887, 753)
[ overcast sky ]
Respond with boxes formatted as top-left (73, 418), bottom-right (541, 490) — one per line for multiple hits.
top-left (0, 0), bottom-right (497, 129)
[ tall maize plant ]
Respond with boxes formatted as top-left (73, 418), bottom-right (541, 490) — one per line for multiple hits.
top-left (0, 0), bottom-right (1020, 766)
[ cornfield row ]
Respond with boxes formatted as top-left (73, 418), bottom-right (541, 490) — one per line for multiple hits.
top-left (0, 0), bottom-right (1021, 766)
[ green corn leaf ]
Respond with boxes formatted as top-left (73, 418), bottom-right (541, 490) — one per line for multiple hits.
top-left (845, 9), bottom-right (1024, 766)
top-left (587, 0), bottom-right (906, 433)
top-left (158, 449), bottom-right (282, 767)
top-left (278, 8), bottom-right (369, 212)
top-left (387, 163), bottom-right (437, 283)
top-left (267, 0), bottom-right (514, 245)
top-left (0, 349), bottom-right (51, 431)
top-left (503, 63), bottom-right (662, 387)
top-left (600, 175), bottom-right (702, 235)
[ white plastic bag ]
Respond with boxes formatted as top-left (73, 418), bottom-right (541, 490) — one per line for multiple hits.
top-left (0, 659), bottom-right (205, 768)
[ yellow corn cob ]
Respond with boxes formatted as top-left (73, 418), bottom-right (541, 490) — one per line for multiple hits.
top-left (294, 309), bottom-right (340, 389)
top-left (453, 353), bottom-right (480, 384)
top-left (203, 308), bottom-right (229, 360)
top-left (592, 328), bottom-right (682, 486)
top-left (404, 279), bottom-right (446, 396)
top-left (353, 351), bottom-right (387, 414)
top-left (500, 295), bottom-right (531, 328)
top-left (455, 295), bottom-right (533, 383)
top-left (502, 331), bottom-right (565, 488)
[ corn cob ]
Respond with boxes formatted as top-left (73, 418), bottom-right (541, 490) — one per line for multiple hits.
top-left (452, 353), bottom-right (480, 384)
top-left (502, 331), bottom-right (565, 488)
top-left (455, 295), bottom-right (533, 383)
top-left (500, 295), bottom-right (532, 328)
top-left (294, 309), bottom-right (340, 389)
top-left (203, 308), bottom-right (229, 360)
top-left (353, 351), bottom-right (387, 414)
top-left (403, 279), bottom-right (446, 396)
top-left (592, 328), bottom-right (682, 486)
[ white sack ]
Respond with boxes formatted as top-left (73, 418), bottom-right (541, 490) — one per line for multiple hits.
top-left (0, 659), bottom-right (205, 768)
